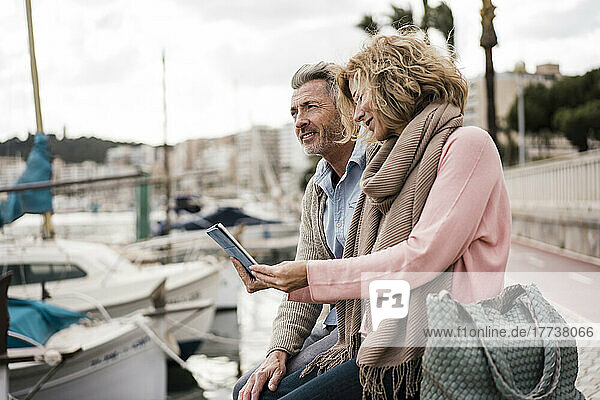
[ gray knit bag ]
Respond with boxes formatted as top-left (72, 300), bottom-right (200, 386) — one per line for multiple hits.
top-left (421, 284), bottom-right (585, 399)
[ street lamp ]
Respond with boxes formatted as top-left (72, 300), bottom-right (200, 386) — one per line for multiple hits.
top-left (517, 73), bottom-right (526, 166)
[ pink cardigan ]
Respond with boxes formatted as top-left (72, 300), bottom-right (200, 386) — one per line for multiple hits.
top-left (289, 126), bottom-right (511, 305)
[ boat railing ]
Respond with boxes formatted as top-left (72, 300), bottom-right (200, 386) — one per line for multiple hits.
top-left (122, 232), bottom-right (209, 264)
top-left (7, 331), bottom-right (44, 350)
top-left (48, 292), bottom-right (112, 321)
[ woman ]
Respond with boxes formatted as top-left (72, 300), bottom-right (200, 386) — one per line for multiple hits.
top-left (245, 31), bottom-right (510, 400)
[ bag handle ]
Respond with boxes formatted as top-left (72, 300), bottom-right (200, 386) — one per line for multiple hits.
top-left (480, 337), bottom-right (561, 400)
top-left (453, 298), bottom-right (562, 399)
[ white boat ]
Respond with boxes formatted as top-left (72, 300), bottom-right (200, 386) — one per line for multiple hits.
top-left (6, 292), bottom-right (213, 400)
top-left (9, 314), bottom-right (167, 400)
top-left (2, 238), bottom-right (223, 357)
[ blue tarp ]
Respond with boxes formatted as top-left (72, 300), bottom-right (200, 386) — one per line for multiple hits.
top-left (0, 133), bottom-right (53, 227)
top-left (8, 298), bottom-right (87, 348)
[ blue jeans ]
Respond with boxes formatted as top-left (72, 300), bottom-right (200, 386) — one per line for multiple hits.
top-left (233, 326), bottom-right (338, 400)
top-left (259, 358), bottom-right (416, 400)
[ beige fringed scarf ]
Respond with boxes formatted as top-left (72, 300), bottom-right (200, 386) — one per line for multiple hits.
top-left (302, 103), bottom-right (463, 399)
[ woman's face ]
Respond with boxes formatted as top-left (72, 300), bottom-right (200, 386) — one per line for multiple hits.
top-left (349, 74), bottom-right (389, 140)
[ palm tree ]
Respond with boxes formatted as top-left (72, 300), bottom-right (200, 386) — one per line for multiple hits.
top-left (480, 0), bottom-right (498, 145)
top-left (357, 14), bottom-right (380, 35)
top-left (358, 1), bottom-right (455, 50)
top-left (430, 1), bottom-right (454, 48)
top-left (389, 5), bottom-right (413, 31)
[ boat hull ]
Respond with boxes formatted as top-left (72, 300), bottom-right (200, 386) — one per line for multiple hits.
top-left (86, 269), bottom-right (220, 349)
top-left (9, 322), bottom-right (166, 400)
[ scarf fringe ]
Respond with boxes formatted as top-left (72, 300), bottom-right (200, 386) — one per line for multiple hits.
top-left (358, 358), bottom-right (422, 400)
top-left (300, 333), bottom-right (362, 378)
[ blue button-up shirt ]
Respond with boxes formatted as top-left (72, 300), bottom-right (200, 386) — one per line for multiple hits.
top-left (313, 140), bottom-right (367, 326)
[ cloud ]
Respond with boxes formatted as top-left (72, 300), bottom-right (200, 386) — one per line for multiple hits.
top-left (499, 0), bottom-right (599, 40)
top-left (2, 0), bottom-right (599, 144)
top-left (95, 11), bottom-right (123, 30)
top-left (176, 0), bottom-right (364, 27)
top-left (208, 16), bottom-right (364, 89)
top-left (69, 45), bottom-right (141, 85)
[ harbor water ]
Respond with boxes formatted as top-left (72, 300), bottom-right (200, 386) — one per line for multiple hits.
top-left (168, 290), bottom-right (283, 399)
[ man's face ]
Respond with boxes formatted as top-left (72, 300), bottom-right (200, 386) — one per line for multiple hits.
top-left (290, 79), bottom-right (344, 156)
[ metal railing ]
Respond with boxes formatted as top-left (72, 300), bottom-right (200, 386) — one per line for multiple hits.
top-left (504, 149), bottom-right (600, 211)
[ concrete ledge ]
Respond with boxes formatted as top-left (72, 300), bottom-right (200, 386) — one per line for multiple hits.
top-left (511, 208), bottom-right (600, 259)
top-left (511, 236), bottom-right (600, 267)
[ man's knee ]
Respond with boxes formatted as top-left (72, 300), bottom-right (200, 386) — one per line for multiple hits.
top-left (233, 327), bottom-right (337, 399)
top-left (232, 377), bottom-right (244, 400)
top-left (287, 327), bottom-right (338, 374)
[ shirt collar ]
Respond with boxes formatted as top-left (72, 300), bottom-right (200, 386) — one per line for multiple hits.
top-left (348, 139), bottom-right (367, 171)
top-left (314, 139), bottom-right (367, 192)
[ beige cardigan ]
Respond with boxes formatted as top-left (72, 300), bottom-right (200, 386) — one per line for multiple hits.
top-left (267, 176), bottom-right (334, 355)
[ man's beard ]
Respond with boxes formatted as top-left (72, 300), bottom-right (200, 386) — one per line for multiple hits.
top-left (303, 118), bottom-right (344, 156)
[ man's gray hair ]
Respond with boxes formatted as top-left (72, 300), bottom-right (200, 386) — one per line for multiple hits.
top-left (291, 62), bottom-right (339, 103)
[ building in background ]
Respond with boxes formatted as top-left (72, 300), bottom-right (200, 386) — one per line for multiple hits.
top-left (169, 124), bottom-right (310, 202)
top-left (464, 63), bottom-right (577, 160)
top-left (236, 125), bottom-right (280, 197)
top-left (277, 123), bottom-right (312, 196)
top-left (106, 144), bottom-right (155, 169)
top-left (1, 123), bottom-right (312, 213)
top-left (51, 157), bottom-right (138, 212)
top-left (172, 135), bottom-right (237, 196)
top-left (464, 63), bottom-right (561, 131)
top-left (0, 156), bottom-right (26, 189)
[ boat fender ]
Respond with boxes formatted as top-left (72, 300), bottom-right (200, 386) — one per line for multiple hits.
top-left (36, 350), bottom-right (62, 366)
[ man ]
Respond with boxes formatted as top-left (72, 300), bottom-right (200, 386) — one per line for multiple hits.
top-left (232, 62), bottom-right (367, 400)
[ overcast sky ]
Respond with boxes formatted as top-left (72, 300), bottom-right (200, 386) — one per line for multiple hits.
top-left (1, 0), bottom-right (599, 145)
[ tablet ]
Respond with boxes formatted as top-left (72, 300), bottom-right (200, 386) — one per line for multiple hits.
top-left (206, 223), bottom-right (257, 278)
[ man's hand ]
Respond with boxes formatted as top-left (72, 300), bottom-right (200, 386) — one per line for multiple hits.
top-left (239, 350), bottom-right (288, 400)
top-left (231, 258), bottom-right (269, 293)
top-left (250, 261), bottom-right (308, 293)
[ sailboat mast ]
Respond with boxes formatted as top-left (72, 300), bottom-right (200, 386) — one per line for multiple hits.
top-left (162, 50), bottom-right (171, 236)
top-left (25, 0), bottom-right (43, 133)
top-left (25, 0), bottom-right (54, 239)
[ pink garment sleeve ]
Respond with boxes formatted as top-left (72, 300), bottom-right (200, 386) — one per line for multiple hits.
top-left (287, 287), bottom-right (315, 303)
top-left (305, 127), bottom-right (504, 303)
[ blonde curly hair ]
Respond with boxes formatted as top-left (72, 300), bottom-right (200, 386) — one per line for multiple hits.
top-left (337, 29), bottom-right (468, 142)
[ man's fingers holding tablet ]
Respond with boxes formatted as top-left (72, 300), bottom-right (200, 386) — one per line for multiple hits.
top-left (231, 258), bottom-right (268, 293)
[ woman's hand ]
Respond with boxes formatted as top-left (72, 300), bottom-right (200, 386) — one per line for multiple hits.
top-left (250, 260), bottom-right (309, 293)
